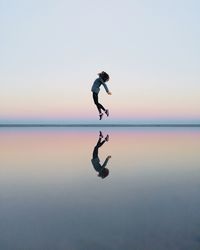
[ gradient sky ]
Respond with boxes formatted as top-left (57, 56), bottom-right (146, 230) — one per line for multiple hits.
top-left (1, 0), bottom-right (200, 123)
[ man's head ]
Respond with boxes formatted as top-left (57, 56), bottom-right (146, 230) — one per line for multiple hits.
top-left (98, 71), bottom-right (110, 82)
top-left (98, 168), bottom-right (109, 179)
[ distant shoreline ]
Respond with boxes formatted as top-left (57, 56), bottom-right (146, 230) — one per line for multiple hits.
top-left (0, 124), bottom-right (200, 127)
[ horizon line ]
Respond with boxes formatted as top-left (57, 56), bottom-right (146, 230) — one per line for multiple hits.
top-left (0, 123), bottom-right (200, 127)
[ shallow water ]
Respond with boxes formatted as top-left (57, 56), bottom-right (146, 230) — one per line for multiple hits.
top-left (0, 127), bottom-right (200, 250)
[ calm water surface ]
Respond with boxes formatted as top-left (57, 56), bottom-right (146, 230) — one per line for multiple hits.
top-left (0, 127), bottom-right (200, 250)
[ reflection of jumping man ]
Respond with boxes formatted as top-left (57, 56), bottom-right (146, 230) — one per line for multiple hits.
top-left (91, 131), bottom-right (111, 179)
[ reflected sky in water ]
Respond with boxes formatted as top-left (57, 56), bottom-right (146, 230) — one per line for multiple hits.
top-left (0, 127), bottom-right (200, 250)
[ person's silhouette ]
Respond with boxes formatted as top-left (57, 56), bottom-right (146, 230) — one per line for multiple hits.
top-left (91, 131), bottom-right (111, 179)
top-left (91, 71), bottom-right (112, 120)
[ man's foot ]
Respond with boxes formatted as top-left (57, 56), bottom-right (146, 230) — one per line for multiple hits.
top-left (105, 109), bottom-right (109, 117)
top-left (99, 131), bottom-right (103, 138)
top-left (99, 113), bottom-right (103, 120)
top-left (105, 134), bottom-right (109, 142)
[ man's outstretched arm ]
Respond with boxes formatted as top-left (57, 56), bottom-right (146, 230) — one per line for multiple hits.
top-left (102, 155), bottom-right (112, 168)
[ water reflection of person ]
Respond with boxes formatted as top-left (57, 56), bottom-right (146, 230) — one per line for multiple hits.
top-left (91, 131), bottom-right (111, 179)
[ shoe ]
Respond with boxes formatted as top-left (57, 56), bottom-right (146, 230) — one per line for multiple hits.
top-left (105, 109), bottom-right (109, 117)
top-left (105, 135), bottom-right (109, 142)
top-left (99, 113), bottom-right (103, 120)
top-left (99, 131), bottom-right (103, 138)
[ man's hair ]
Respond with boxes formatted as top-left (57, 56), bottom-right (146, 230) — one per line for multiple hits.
top-left (99, 168), bottom-right (109, 179)
top-left (98, 71), bottom-right (110, 82)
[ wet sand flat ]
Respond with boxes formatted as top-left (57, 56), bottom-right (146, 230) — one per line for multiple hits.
top-left (0, 127), bottom-right (200, 250)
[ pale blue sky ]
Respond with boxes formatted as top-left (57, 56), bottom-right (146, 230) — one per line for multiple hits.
top-left (1, 0), bottom-right (200, 123)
